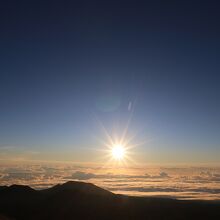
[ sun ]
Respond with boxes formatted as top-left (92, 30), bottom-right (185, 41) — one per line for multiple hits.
top-left (111, 145), bottom-right (125, 160)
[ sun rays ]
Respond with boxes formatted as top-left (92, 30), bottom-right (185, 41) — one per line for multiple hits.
top-left (92, 117), bottom-right (148, 167)
top-left (90, 98), bottom-right (151, 168)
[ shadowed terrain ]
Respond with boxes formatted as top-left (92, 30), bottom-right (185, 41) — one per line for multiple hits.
top-left (0, 181), bottom-right (219, 220)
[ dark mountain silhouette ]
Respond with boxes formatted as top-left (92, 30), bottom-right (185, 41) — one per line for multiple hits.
top-left (0, 181), bottom-right (219, 220)
top-left (43, 181), bottom-right (113, 196)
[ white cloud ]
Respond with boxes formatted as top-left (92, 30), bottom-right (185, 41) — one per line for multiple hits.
top-left (0, 163), bottom-right (219, 200)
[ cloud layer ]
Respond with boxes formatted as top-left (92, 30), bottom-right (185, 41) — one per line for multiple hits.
top-left (0, 163), bottom-right (220, 200)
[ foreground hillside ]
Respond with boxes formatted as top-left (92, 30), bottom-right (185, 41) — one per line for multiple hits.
top-left (0, 181), bottom-right (219, 220)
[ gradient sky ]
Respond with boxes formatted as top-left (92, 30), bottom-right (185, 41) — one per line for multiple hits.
top-left (0, 0), bottom-right (220, 164)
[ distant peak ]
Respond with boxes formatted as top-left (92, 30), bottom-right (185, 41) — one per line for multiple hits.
top-left (49, 181), bottom-right (113, 196)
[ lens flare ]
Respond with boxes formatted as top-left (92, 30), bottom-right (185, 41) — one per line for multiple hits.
top-left (93, 104), bottom-right (148, 166)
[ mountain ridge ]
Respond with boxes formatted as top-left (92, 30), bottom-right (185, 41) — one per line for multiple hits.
top-left (0, 181), bottom-right (219, 220)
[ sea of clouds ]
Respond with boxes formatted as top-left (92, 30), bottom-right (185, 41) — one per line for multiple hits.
top-left (0, 162), bottom-right (220, 200)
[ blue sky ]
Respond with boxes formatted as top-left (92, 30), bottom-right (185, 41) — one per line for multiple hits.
top-left (0, 0), bottom-right (219, 163)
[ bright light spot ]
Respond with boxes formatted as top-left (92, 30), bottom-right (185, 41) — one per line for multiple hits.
top-left (112, 145), bottom-right (125, 160)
